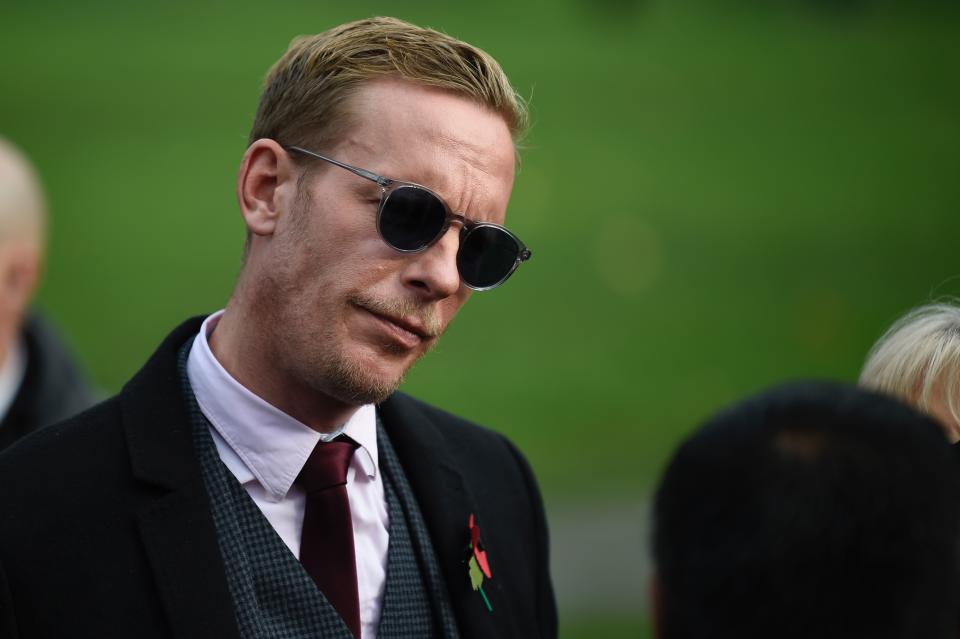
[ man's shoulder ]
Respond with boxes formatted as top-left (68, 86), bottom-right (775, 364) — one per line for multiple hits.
top-left (380, 391), bottom-right (520, 456)
top-left (381, 391), bottom-right (483, 428)
top-left (378, 391), bottom-right (537, 493)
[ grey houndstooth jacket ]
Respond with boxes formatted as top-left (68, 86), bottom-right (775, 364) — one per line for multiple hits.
top-left (0, 317), bottom-right (557, 639)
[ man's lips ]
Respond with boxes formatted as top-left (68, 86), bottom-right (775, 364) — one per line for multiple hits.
top-left (356, 304), bottom-right (432, 348)
top-left (374, 310), bottom-right (430, 339)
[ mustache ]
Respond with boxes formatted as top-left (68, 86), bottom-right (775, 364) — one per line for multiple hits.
top-left (349, 293), bottom-right (443, 338)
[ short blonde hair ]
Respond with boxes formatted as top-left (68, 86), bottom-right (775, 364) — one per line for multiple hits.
top-left (859, 303), bottom-right (960, 429)
top-left (248, 16), bottom-right (528, 151)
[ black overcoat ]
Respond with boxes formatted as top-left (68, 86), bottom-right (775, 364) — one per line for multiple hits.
top-left (0, 317), bottom-right (557, 639)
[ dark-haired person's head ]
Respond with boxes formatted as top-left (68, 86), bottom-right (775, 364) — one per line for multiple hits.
top-left (652, 381), bottom-right (960, 639)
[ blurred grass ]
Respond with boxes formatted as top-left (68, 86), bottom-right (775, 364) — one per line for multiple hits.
top-left (3, 0), bottom-right (959, 633)
top-left (5, 0), bottom-right (960, 496)
top-left (562, 613), bottom-right (648, 639)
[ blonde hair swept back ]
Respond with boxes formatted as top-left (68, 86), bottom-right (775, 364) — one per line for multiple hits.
top-left (859, 303), bottom-right (960, 432)
top-left (248, 16), bottom-right (528, 152)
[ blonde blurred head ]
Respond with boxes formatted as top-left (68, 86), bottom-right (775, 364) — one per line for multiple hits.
top-left (860, 303), bottom-right (960, 441)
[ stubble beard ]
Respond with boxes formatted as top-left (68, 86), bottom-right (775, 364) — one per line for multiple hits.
top-left (258, 275), bottom-right (443, 408)
top-left (313, 296), bottom-right (444, 405)
top-left (297, 319), bottom-right (449, 406)
top-left (259, 290), bottom-right (407, 407)
top-left (319, 340), bottom-right (410, 405)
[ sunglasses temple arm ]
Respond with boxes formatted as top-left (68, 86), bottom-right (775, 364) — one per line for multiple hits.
top-left (286, 145), bottom-right (392, 187)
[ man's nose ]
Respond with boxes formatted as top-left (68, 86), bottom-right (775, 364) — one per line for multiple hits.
top-left (399, 226), bottom-right (462, 300)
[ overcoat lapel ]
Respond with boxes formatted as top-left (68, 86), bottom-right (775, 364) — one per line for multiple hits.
top-left (115, 318), bottom-right (524, 638)
top-left (378, 394), bottom-right (522, 639)
top-left (121, 317), bottom-right (240, 639)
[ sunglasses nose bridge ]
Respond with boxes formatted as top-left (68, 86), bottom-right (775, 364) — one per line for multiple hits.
top-left (433, 222), bottom-right (464, 255)
top-left (400, 224), bottom-right (464, 299)
top-left (425, 204), bottom-right (462, 244)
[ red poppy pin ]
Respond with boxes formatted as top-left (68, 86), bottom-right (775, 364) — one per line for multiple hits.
top-left (466, 513), bottom-right (493, 612)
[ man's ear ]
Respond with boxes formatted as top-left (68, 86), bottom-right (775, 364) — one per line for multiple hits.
top-left (236, 138), bottom-right (298, 238)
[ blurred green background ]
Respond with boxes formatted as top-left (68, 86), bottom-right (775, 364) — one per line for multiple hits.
top-left (3, 0), bottom-right (959, 636)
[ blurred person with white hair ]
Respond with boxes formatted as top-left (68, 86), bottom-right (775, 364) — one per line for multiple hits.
top-left (860, 302), bottom-right (960, 442)
top-left (0, 137), bottom-right (97, 450)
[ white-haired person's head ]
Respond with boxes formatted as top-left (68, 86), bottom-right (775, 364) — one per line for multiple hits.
top-left (0, 138), bottom-right (98, 444)
top-left (0, 138), bottom-right (46, 362)
top-left (860, 303), bottom-right (960, 442)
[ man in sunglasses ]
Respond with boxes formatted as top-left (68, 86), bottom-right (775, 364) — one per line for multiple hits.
top-left (0, 16), bottom-right (555, 639)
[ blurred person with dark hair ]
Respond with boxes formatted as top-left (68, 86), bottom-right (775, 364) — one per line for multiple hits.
top-left (0, 17), bottom-right (554, 639)
top-left (0, 138), bottom-right (97, 450)
top-left (652, 382), bottom-right (960, 639)
top-left (860, 303), bottom-right (960, 442)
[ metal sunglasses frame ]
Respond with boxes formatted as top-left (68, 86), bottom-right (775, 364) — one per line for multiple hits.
top-left (285, 144), bottom-right (531, 291)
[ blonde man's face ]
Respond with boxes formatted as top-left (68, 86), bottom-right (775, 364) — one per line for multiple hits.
top-left (246, 78), bottom-right (517, 405)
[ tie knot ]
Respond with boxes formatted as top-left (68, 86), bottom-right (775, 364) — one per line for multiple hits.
top-left (295, 436), bottom-right (359, 494)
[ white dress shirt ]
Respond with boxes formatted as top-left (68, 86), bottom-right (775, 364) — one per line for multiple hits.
top-left (186, 311), bottom-right (389, 639)
top-left (0, 338), bottom-right (27, 422)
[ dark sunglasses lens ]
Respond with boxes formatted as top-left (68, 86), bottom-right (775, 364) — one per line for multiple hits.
top-left (458, 226), bottom-right (521, 289)
top-left (379, 186), bottom-right (447, 251)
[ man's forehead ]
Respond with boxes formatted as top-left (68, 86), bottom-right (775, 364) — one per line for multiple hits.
top-left (336, 131), bottom-right (509, 184)
top-left (328, 84), bottom-right (515, 218)
top-left (342, 79), bottom-right (514, 168)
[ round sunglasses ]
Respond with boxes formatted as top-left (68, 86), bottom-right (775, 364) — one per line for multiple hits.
top-left (286, 145), bottom-right (531, 291)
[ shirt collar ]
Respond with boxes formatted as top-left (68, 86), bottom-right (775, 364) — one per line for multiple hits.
top-left (186, 310), bottom-right (379, 502)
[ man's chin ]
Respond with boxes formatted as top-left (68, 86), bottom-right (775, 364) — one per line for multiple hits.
top-left (327, 376), bottom-right (400, 406)
top-left (308, 334), bottom-right (432, 406)
top-left (319, 354), bottom-right (408, 406)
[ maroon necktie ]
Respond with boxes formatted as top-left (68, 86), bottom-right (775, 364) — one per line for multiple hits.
top-left (295, 436), bottom-right (361, 639)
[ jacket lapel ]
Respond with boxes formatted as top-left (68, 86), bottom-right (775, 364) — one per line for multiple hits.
top-left (121, 317), bottom-right (240, 639)
top-left (378, 394), bottom-right (521, 639)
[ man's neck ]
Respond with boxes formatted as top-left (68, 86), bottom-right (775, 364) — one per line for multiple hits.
top-left (208, 303), bottom-right (361, 434)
